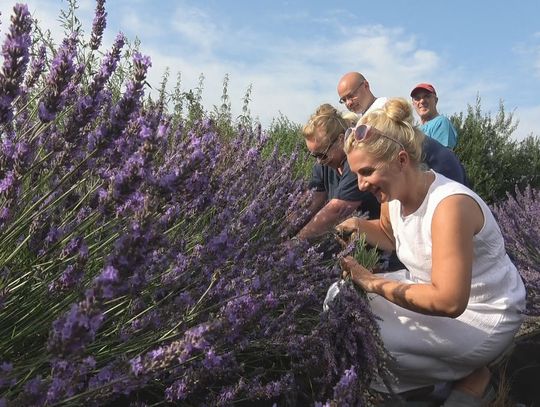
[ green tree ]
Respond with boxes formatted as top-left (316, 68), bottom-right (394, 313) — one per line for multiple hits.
top-left (513, 135), bottom-right (540, 192)
top-left (452, 97), bottom-right (540, 204)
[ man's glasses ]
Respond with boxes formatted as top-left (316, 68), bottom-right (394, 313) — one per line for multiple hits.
top-left (339, 80), bottom-right (364, 104)
top-left (310, 137), bottom-right (338, 160)
top-left (345, 124), bottom-right (405, 150)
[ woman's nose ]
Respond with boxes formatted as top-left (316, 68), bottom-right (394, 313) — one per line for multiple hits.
top-left (357, 176), bottom-right (369, 191)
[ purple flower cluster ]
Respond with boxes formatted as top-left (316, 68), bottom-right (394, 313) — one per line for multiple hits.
top-left (37, 35), bottom-right (78, 122)
top-left (0, 3), bottom-right (32, 125)
top-left (23, 44), bottom-right (46, 89)
top-left (493, 186), bottom-right (540, 315)
top-left (89, 0), bottom-right (107, 51)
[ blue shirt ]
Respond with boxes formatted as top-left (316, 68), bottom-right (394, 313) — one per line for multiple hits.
top-left (420, 115), bottom-right (458, 149)
top-left (309, 161), bottom-right (380, 219)
top-left (422, 137), bottom-right (470, 187)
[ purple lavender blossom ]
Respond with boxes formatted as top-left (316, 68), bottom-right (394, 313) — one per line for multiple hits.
top-left (0, 171), bottom-right (15, 194)
top-left (92, 33), bottom-right (125, 92)
top-left (48, 265), bottom-right (82, 293)
top-left (0, 7), bottom-right (391, 402)
top-left (130, 356), bottom-right (143, 377)
top-left (330, 366), bottom-right (360, 405)
top-left (24, 44), bottom-right (46, 89)
top-left (0, 361), bottom-right (15, 389)
top-left (0, 3), bottom-right (32, 125)
top-left (69, 32), bottom-right (125, 134)
top-left (37, 35), bottom-right (78, 122)
top-left (165, 378), bottom-right (189, 401)
top-left (16, 375), bottom-right (47, 406)
top-left (44, 357), bottom-right (97, 404)
top-left (90, 265), bottom-right (123, 300)
top-left (493, 186), bottom-right (540, 315)
top-left (109, 52), bottom-right (151, 130)
top-left (86, 50), bottom-right (150, 154)
top-left (48, 237), bottom-right (88, 294)
top-left (89, 0), bottom-right (107, 50)
top-left (48, 302), bottom-right (105, 356)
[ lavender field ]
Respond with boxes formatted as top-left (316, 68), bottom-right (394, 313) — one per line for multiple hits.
top-left (0, 2), bottom-right (538, 406)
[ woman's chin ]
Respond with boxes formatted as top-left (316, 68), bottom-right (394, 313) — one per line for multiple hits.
top-left (375, 191), bottom-right (389, 203)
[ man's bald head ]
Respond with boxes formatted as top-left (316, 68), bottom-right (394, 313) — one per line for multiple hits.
top-left (337, 72), bottom-right (374, 114)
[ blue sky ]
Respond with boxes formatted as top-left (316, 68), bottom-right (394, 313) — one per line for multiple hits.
top-left (2, 0), bottom-right (539, 140)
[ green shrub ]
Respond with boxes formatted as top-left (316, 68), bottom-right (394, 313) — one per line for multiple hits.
top-left (452, 97), bottom-right (540, 204)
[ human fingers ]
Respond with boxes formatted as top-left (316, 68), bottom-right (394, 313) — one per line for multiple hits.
top-left (335, 217), bottom-right (360, 235)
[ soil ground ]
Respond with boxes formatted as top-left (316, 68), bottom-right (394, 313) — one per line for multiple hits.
top-left (504, 316), bottom-right (540, 406)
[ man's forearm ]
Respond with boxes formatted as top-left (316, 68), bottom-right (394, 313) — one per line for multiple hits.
top-left (297, 199), bottom-right (360, 240)
top-left (286, 190), bottom-right (327, 235)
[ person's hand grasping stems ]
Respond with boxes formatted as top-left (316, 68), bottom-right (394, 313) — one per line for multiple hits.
top-left (339, 255), bottom-right (377, 292)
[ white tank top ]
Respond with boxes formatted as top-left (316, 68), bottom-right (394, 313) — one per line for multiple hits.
top-left (388, 171), bottom-right (525, 313)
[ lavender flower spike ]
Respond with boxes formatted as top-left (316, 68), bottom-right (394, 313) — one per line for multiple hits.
top-left (108, 52), bottom-right (151, 131)
top-left (89, 0), bottom-right (107, 51)
top-left (0, 3), bottom-right (32, 125)
top-left (89, 32), bottom-right (125, 96)
top-left (38, 35), bottom-right (77, 122)
top-left (24, 44), bottom-right (46, 89)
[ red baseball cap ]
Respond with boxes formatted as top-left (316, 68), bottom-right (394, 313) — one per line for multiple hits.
top-left (410, 83), bottom-right (436, 97)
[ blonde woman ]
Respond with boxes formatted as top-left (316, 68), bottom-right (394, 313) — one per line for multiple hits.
top-left (337, 98), bottom-right (525, 405)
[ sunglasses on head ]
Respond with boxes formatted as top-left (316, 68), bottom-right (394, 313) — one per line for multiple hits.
top-left (345, 124), bottom-right (405, 150)
top-left (344, 124), bottom-right (372, 141)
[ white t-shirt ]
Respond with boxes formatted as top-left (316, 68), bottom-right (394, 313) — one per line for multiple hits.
top-left (354, 97), bottom-right (388, 128)
top-left (361, 96), bottom-right (388, 117)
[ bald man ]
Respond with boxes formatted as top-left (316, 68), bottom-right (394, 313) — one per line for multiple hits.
top-left (337, 72), bottom-right (387, 117)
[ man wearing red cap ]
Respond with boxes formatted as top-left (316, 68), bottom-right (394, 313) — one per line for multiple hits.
top-left (410, 83), bottom-right (458, 149)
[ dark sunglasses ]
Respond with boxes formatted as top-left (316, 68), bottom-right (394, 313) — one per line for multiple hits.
top-left (309, 137), bottom-right (338, 160)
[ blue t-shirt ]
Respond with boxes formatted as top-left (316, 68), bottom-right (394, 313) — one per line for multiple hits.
top-left (420, 115), bottom-right (458, 149)
top-left (309, 161), bottom-right (380, 219)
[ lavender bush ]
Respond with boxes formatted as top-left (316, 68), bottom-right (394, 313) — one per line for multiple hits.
top-left (493, 186), bottom-right (540, 316)
top-left (0, 3), bottom-right (392, 405)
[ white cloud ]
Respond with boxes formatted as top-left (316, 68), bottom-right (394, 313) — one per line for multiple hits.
top-left (137, 21), bottom-right (450, 128)
top-left (513, 106), bottom-right (540, 141)
top-left (513, 32), bottom-right (540, 79)
top-left (170, 6), bottom-right (221, 53)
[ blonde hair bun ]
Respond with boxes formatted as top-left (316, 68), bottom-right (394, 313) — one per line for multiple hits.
top-left (382, 97), bottom-right (414, 125)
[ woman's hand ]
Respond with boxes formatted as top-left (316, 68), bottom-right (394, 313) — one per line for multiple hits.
top-left (335, 217), bottom-right (361, 236)
top-left (339, 255), bottom-right (375, 292)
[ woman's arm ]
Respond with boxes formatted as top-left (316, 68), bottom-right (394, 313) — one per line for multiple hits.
top-left (342, 194), bottom-right (484, 317)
